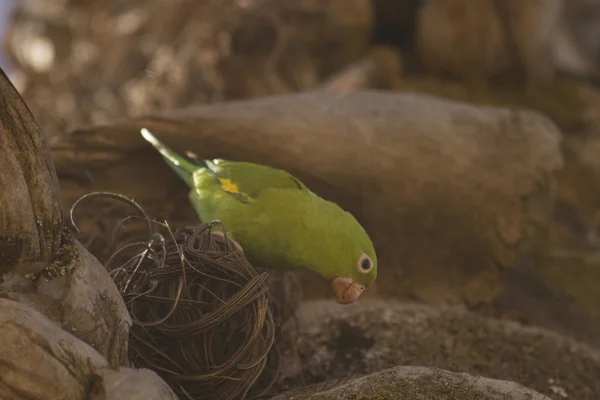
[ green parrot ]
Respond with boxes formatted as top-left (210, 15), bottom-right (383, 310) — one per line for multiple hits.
top-left (140, 128), bottom-right (378, 304)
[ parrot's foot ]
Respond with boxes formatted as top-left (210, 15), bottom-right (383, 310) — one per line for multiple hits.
top-left (211, 231), bottom-right (244, 254)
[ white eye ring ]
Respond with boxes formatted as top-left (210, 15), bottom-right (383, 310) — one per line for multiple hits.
top-left (357, 253), bottom-right (373, 274)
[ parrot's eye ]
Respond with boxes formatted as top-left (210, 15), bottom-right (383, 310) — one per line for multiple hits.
top-left (358, 253), bottom-right (373, 274)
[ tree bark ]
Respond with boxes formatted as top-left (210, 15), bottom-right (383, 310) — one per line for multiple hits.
top-left (0, 69), bottom-right (63, 275)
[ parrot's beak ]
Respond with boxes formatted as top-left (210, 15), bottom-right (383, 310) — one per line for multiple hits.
top-left (332, 277), bottom-right (365, 304)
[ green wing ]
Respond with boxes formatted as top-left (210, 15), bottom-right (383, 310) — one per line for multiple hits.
top-left (199, 159), bottom-right (307, 202)
top-left (140, 127), bottom-right (305, 201)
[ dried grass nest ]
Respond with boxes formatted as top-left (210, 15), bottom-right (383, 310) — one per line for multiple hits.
top-left (70, 192), bottom-right (300, 400)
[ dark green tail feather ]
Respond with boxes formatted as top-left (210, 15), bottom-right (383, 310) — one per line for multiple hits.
top-left (140, 128), bottom-right (202, 188)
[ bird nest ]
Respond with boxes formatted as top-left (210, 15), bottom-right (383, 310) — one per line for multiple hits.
top-left (70, 192), bottom-right (299, 400)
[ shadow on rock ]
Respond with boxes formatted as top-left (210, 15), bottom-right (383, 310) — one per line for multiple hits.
top-left (274, 299), bottom-right (600, 400)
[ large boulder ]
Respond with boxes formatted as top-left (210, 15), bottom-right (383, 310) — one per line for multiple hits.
top-left (270, 366), bottom-right (551, 400)
top-left (274, 299), bottom-right (600, 400)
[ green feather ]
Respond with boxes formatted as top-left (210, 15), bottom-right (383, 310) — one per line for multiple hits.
top-left (140, 128), bottom-right (378, 290)
top-left (140, 128), bottom-right (198, 187)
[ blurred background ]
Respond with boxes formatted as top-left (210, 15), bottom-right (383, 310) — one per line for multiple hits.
top-left (3, 1), bottom-right (600, 398)
top-left (1, 0), bottom-right (599, 140)
top-left (0, 0), bottom-right (16, 72)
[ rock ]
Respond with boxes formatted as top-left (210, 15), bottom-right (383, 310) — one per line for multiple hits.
top-left (35, 238), bottom-right (132, 367)
top-left (270, 365), bottom-right (551, 400)
top-left (89, 368), bottom-right (178, 400)
top-left (0, 236), bottom-right (131, 370)
top-left (0, 298), bottom-right (108, 399)
top-left (274, 300), bottom-right (600, 400)
top-left (0, 298), bottom-right (176, 400)
top-left (525, 87), bottom-right (600, 348)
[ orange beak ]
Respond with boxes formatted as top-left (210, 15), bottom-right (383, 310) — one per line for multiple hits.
top-left (331, 277), bottom-right (365, 304)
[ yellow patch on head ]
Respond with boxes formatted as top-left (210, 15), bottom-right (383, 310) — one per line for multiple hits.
top-left (218, 178), bottom-right (239, 194)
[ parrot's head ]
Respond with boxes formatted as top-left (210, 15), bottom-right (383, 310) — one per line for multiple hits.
top-left (329, 238), bottom-right (378, 305)
top-left (294, 199), bottom-right (378, 305)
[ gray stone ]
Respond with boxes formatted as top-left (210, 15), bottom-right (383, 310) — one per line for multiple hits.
top-left (38, 239), bottom-right (132, 367)
top-left (274, 299), bottom-right (600, 400)
top-left (3, 238), bottom-right (132, 368)
top-left (89, 367), bottom-right (178, 400)
top-left (0, 298), bottom-right (176, 400)
top-left (271, 365), bottom-right (551, 400)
